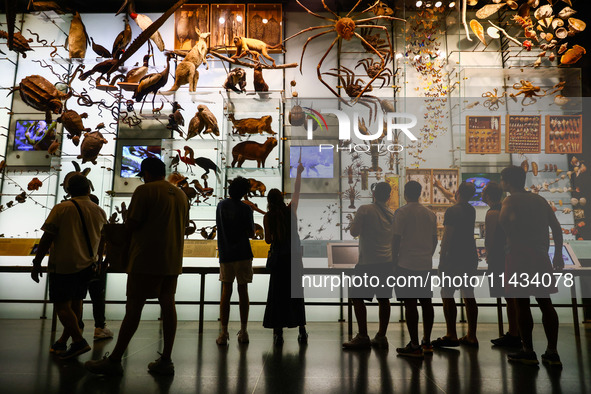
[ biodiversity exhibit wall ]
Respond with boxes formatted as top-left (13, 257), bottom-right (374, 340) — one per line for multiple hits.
top-left (0, 0), bottom-right (589, 321)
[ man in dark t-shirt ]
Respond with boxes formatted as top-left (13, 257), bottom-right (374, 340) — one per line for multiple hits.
top-left (433, 181), bottom-right (479, 348)
top-left (215, 177), bottom-right (255, 346)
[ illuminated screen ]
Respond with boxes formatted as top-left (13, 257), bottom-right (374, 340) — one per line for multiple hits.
top-left (14, 120), bottom-right (56, 151)
top-left (289, 146), bottom-right (333, 178)
top-left (462, 173), bottom-right (501, 207)
top-left (120, 145), bottom-right (162, 178)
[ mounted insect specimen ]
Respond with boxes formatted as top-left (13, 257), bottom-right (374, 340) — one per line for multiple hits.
top-left (284, 0), bottom-right (404, 99)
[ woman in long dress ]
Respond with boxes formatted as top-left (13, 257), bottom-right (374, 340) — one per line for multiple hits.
top-left (263, 163), bottom-right (307, 346)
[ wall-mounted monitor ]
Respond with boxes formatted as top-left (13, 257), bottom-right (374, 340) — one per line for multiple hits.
top-left (289, 146), bottom-right (334, 179)
top-left (5, 115), bottom-right (60, 167)
top-left (120, 145), bottom-right (162, 178)
top-left (462, 173), bottom-right (501, 207)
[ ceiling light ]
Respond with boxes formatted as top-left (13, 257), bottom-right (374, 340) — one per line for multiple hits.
top-left (236, 15), bottom-right (243, 22)
top-left (435, 1), bottom-right (442, 7)
top-left (416, 1), bottom-right (423, 7)
top-left (449, 1), bottom-right (456, 7)
top-left (425, 1), bottom-right (433, 7)
top-left (262, 18), bottom-right (268, 24)
top-left (218, 17), bottom-right (225, 24)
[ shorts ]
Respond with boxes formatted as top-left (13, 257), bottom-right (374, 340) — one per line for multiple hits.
top-left (49, 265), bottom-right (93, 303)
top-left (438, 260), bottom-right (478, 293)
top-left (395, 266), bottom-right (433, 300)
top-left (505, 245), bottom-right (556, 298)
top-left (348, 263), bottom-right (393, 301)
top-left (126, 274), bottom-right (179, 300)
top-left (220, 259), bottom-right (253, 284)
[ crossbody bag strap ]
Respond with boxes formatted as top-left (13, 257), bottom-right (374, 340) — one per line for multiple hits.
top-left (70, 199), bottom-right (94, 259)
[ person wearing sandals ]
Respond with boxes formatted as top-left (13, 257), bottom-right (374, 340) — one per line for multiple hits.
top-left (215, 177), bottom-right (256, 346)
top-left (85, 158), bottom-right (190, 376)
top-left (262, 162), bottom-right (307, 346)
top-left (482, 182), bottom-right (521, 348)
top-left (342, 182), bottom-right (395, 350)
top-left (499, 166), bottom-right (563, 367)
top-left (433, 181), bottom-right (479, 348)
top-left (392, 181), bottom-right (438, 358)
top-left (31, 174), bottom-right (107, 360)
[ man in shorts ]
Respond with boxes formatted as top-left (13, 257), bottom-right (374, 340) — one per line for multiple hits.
top-left (31, 174), bottom-right (107, 359)
top-left (433, 181), bottom-right (479, 348)
top-left (392, 181), bottom-right (438, 358)
top-left (342, 182), bottom-right (394, 350)
top-left (216, 177), bottom-right (255, 345)
top-left (499, 165), bottom-right (563, 366)
top-left (85, 158), bottom-right (189, 375)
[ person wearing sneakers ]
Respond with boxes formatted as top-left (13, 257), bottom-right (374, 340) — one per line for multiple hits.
top-left (215, 176), bottom-right (256, 346)
top-left (342, 182), bottom-right (394, 350)
top-left (433, 181), bottom-right (479, 349)
top-left (85, 158), bottom-right (189, 376)
top-left (392, 181), bottom-right (438, 358)
top-left (31, 174), bottom-right (107, 360)
top-left (481, 182), bottom-right (520, 348)
top-left (499, 165), bottom-right (563, 367)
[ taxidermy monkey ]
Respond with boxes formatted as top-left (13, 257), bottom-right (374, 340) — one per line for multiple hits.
top-left (253, 63), bottom-right (268, 92)
top-left (223, 68), bottom-right (246, 93)
top-left (163, 29), bottom-right (210, 93)
top-left (232, 37), bottom-right (283, 67)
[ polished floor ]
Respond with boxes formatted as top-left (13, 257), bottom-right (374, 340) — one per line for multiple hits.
top-left (0, 319), bottom-right (589, 394)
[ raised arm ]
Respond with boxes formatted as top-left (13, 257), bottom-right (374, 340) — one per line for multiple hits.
top-left (290, 162), bottom-right (305, 213)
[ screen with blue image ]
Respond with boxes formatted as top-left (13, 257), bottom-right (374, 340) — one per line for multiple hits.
top-left (120, 145), bottom-right (162, 178)
top-left (289, 146), bottom-right (334, 178)
top-left (548, 245), bottom-right (576, 267)
top-left (462, 173), bottom-right (501, 207)
top-left (14, 120), bottom-right (56, 151)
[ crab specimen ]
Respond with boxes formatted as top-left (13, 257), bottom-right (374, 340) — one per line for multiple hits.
top-left (355, 55), bottom-right (393, 88)
top-left (284, 0), bottom-right (404, 99)
top-left (482, 88), bottom-right (506, 111)
top-left (510, 80), bottom-right (546, 106)
top-left (324, 66), bottom-right (380, 121)
top-left (359, 22), bottom-right (390, 55)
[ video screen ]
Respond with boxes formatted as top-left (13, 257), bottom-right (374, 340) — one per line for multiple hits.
top-left (462, 173), bottom-right (501, 207)
top-left (14, 120), bottom-right (56, 151)
top-left (289, 146), bottom-right (333, 178)
top-left (548, 245), bottom-right (576, 267)
top-left (120, 145), bottom-right (162, 178)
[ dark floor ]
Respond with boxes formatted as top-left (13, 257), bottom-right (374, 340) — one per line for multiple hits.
top-left (0, 319), bottom-right (589, 394)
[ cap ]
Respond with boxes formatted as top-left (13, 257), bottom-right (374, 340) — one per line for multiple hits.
top-left (137, 157), bottom-right (166, 178)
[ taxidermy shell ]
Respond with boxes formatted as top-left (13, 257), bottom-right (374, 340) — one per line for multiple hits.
top-left (13, 75), bottom-right (71, 123)
top-left (554, 95), bottom-right (569, 105)
top-left (487, 27), bottom-right (500, 39)
top-left (468, 0), bottom-right (478, 5)
top-left (534, 5), bottom-right (553, 20)
top-left (568, 18), bottom-right (586, 33)
top-left (78, 131), bottom-right (107, 165)
top-left (476, 3), bottom-right (505, 19)
top-left (532, 162), bottom-right (539, 176)
top-left (521, 159), bottom-right (529, 173)
top-left (555, 27), bottom-right (568, 39)
top-left (56, 110), bottom-right (91, 146)
top-left (470, 20), bottom-right (487, 45)
top-left (68, 12), bottom-right (88, 59)
top-left (27, 177), bottom-right (43, 191)
top-left (506, 1), bottom-right (518, 10)
top-left (552, 19), bottom-right (564, 30)
top-left (558, 7), bottom-right (576, 19)
top-left (561, 45), bottom-right (585, 65)
top-left (558, 43), bottom-right (568, 54)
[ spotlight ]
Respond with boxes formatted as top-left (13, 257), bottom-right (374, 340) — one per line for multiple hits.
top-left (416, 1), bottom-right (423, 7)
top-left (262, 18), bottom-right (268, 24)
top-left (435, 1), bottom-right (442, 7)
top-left (449, 1), bottom-right (456, 7)
top-left (236, 15), bottom-right (243, 22)
top-left (425, 1), bottom-right (432, 7)
top-left (218, 17), bottom-right (225, 24)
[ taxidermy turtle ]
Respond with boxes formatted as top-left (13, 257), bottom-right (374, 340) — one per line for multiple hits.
top-left (0, 30), bottom-right (33, 57)
top-left (61, 161), bottom-right (94, 196)
top-left (78, 130), bottom-right (107, 165)
top-left (10, 75), bottom-right (71, 123)
top-left (57, 109), bottom-right (90, 146)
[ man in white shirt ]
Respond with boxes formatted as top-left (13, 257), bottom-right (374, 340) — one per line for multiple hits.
top-left (392, 181), bottom-right (438, 358)
top-left (31, 174), bottom-right (107, 360)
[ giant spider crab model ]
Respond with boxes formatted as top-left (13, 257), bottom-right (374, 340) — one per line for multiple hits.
top-left (284, 0), bottom-right (404, 100)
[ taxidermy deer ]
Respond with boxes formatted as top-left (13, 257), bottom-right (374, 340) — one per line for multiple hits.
top-left (163, 29), bottom-right (210, 94)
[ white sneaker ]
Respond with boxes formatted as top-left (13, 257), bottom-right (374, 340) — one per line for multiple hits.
top-left (94, 326), bottom-right (114, 340)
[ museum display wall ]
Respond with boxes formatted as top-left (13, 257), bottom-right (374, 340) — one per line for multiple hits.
top-left (0, 0), bottom-right (589, 322)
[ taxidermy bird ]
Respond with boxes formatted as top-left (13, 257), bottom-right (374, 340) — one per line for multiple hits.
top-left (167, 101), bottom-right (185, 137)
top-left (79, 47), bottom-right (124, 81)
top-left (195, 157), bottom-right (220, 178)
top-left (90, 37), bottom-right (111, 58)
top-left (187, 111), bottom-right (203, 140)
top-left (112, 18), bottom-right (132, 55)
top-left (67, 12), bottom-right (89, 59)
top-left (117, 0), bottom-right (165, 52)
top-left (123, 54), bottom-right (152, 83)
top-left (133, 52), bottom-right (173, 111)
